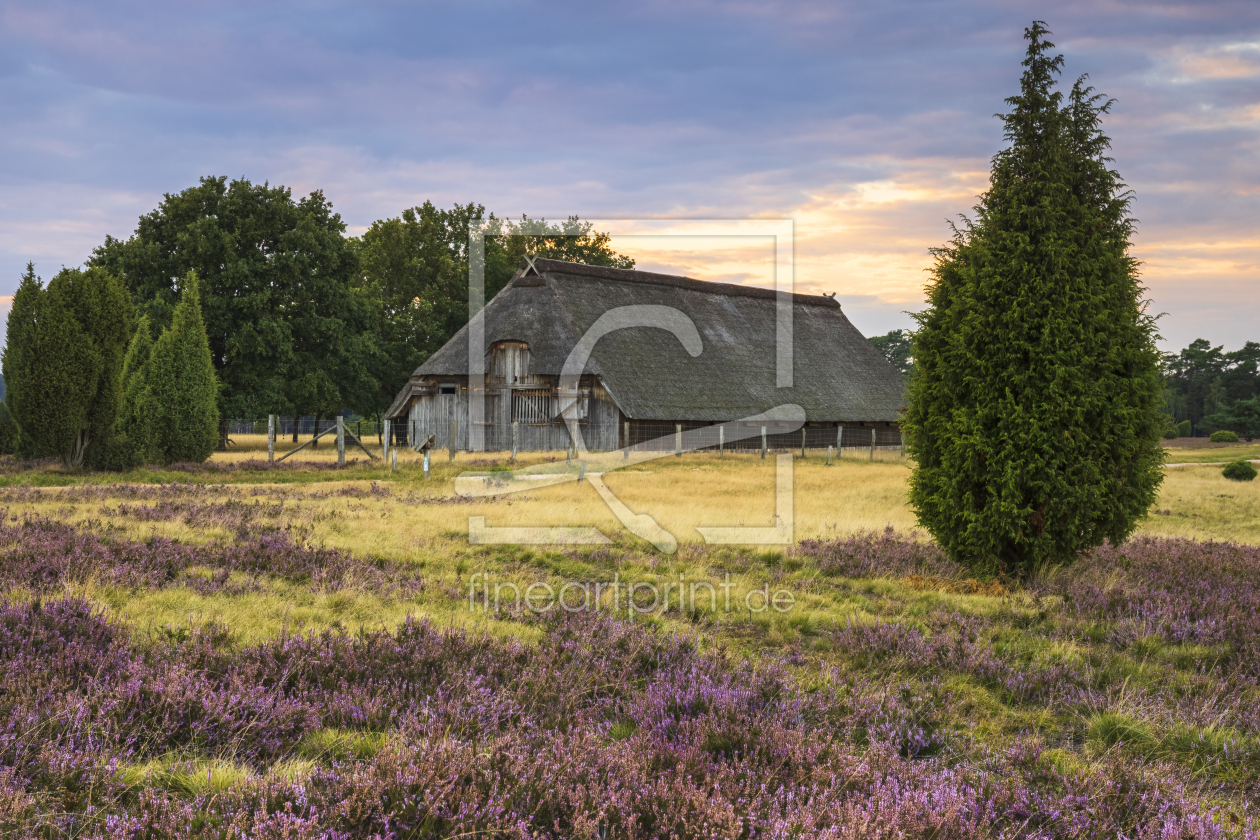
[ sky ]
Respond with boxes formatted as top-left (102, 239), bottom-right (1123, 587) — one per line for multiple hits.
top-left (0, 0), bottom-right (1257, 353)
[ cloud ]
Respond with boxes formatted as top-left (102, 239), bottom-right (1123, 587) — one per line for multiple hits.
top-left (0, 0), bottom-right (1256, 354)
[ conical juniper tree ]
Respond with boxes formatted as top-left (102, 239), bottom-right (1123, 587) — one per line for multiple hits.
top-left (904, 23), bottom-right (1165, 575)
top-left (1, 264), bottom-right (44, 458)
top-left (148, 272), bottom-right (220, 464)
top-left (1, 264), bottom-right (132, 468)
top-left (117, 315), bottom-right (156, 466)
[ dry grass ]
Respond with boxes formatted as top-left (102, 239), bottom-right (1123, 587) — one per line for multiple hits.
top-left (218, 432), bottom-right (383, 462)
top-left (1163, 442), bottom-right (1260, 464)
top-left (14, 451), bottom-right (919, 552)
top-left (5, 444), bottom-right (1258, 641)
top-left (13, 448), bottom-right (1260, 556)
top-left (1139, 463), bottom-right (1260, 543)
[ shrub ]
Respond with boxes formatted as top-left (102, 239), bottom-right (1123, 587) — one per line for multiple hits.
top-left (1162, 428), bottom-right (1178, 440)
top-left (1209, 430), bottom-right (1239, 443)
top-left (1223, 460), bottom-right (1257, 482)
top-left (1176, 420), bottom-right (1192, 438)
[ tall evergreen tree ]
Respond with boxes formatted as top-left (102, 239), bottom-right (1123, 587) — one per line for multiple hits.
top-left (1, 264), bottom-right (132, 468)
top-left (1, 264), bottom-right (43, 457)
top-left (148, 272), bottom-right (220, 464)
top-left (117, 315), bottom-right (156, 465)
top-left (904, 23), bottom-right (1164, 574)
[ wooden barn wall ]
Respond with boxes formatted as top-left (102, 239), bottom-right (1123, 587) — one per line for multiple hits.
top-left (404, 384), bottom-right (619, 452)
top-left (400, 384), bottom-right (896, 453)
top-left (408, 393), bottom-right (469, 451)
top-left (586, 385), bottom-right (619, 451)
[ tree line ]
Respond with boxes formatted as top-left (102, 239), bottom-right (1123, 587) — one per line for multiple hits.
top-left (0, 178), bottom-right (630, 467)
top-left (1160, 339), bottom-right (1260, 439)
top-left (873, 333), bottom-right (1259, 441)
top-left (0, 266), bottom-right (219, 468)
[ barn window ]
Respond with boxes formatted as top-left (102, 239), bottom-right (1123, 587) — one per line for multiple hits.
top-left (489, 341), bottom-right (531, 385)
top-left (512, 389), bottom-right (553, 424)
top-left (439, 383), bottom-right (457, 395)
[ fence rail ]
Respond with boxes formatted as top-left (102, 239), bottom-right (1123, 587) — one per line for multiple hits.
top-left (622, 422), bottom-right (901, 454)
top-left (377, 418), bottom-right (901, 456)
top-left (226, 418), bottom-right (385, 440)
top-left (225, 418), bottom-right (903, 458)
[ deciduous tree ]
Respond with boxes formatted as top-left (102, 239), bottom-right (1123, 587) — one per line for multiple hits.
top-left (353, 207), bottom-right (633, 410)
top-left (868, 329), bottom-right (915, 381)
top-left (90, 177), bottom-right (384, 430)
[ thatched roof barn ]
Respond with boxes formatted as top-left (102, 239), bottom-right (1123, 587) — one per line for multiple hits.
top-left (385, 257), bottom-right (905, 452)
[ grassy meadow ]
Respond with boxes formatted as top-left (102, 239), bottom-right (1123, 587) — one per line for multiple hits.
top-left (2, 438), bottom-right (1260, 837)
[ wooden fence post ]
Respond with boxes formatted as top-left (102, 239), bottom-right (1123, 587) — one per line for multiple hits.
top-left (624, 421), bottom-right (630, 460)
top-left (869, 427), bottom-right (875, 461)
top-left (719, 425), bottom-right (724, 458)
top-left (383, 419), bottom-right (390, 461)
top-left (675, 424), bottom-right (682, 457)
top-left (423, 449), bottom-right (430, 479)
top-left (267, 415), bottom-right (275, 463)
top-left (511, 421), bottom-right (519, 462)
top-left (761, 426), bottom-right (767, 460)
top-left (336, 416), bottom-right (346, 467)
top-left (801, 428), bottom-right (806, 458)
top-left (449, 419), bottom-right (458, 462)
top-left (826, 445), bottom-right (833, 466)
top-left (391, 448), bottom-right (398, 474)
top-left (837, 426), bottom-right (843, 459)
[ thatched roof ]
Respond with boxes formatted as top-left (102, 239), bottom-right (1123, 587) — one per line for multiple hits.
top-left (389, 257), bottom-right (905, 421)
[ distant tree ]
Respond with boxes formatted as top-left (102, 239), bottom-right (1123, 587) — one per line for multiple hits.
top-left (904, 23), bottom-right (1164, 575)
top-left (117, 315), bottom-right (156, 465)
top-left (1222, 342), bottom-right (1260, 402)
top-left (1, 264), bottom-right (133, 469)
top-left (1204, 396), bottom-right (1260, 442)
top-left (1161, 339), bottom-right (1227, 429)
top-left (353, 207), bottom-right (634, 410)
top-left (352, 202), bottom-right (482, 413)
top-left (1161, 339), bottom-right (1260, 432)
top-left (485, 215), bottom-right (634, 292)
top-left (147, 272), bottom-right (220, 464)
top-left (90, 177), bottom-right (385, 434)
top-left (868, 329), bottom-right (915, 380)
